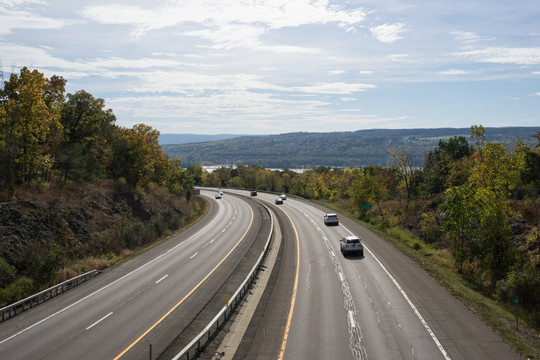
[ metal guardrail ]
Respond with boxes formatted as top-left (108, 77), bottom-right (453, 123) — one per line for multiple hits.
top-left (172, 203), bottom-right (275, 360)
top-left (0, 269), bottom-right (101, 323)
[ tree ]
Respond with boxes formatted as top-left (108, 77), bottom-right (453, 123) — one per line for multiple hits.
top-left (57, 90), bottom-right (116, 183)
top-left (388, 146), bottom-right (416, 202)
top-left (349, 168), bottom-right (388, 220)
top-left (423, 136), bottom-right (473, 194)
top-left (0, 67), bottom-right (65, 192)
top-left (113, 124), bottom-right (168, 186)
top-left (440, 185), bottom-right (479, 273)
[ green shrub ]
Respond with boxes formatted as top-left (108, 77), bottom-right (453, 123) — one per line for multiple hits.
top-left (0, 277), bottom-right (34, 306)
top-left (0, 257), bottom-right (17, 289)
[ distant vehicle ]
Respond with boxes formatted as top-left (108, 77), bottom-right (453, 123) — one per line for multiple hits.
top-left (250, 191), bottom-right (257, 196)
top-left (215, 193), bottom-right (222, 199)
top-left (275, 198), bottom-right (283, 205)
top-left (219, 190), bottom-right (223, 195)
top-left (340, 235), bottom-right (364, 256)
top-left (280, 194), bottom-right (287, 200)
top-left (324, 213), bottom-right (339, 226)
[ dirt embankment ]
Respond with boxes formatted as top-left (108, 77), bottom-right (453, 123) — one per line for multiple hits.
top-left (0, 180), bottom-right (203, 291)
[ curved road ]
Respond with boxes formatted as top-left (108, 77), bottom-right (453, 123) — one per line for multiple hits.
top-left (230, 190), bottom-right (520, 360)
top-left (0, 190), bottom-right (270, 360)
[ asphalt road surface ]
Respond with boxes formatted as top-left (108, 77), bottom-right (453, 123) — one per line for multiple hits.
top-left (229, 190), bottom-right (520, 360)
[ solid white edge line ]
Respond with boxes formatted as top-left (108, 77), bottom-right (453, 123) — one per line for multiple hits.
top-left (86, 312), bottom-right (114, 330)
top-left (342, 225), bottom-right (452, 360)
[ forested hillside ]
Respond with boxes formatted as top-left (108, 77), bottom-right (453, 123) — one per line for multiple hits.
top-left (0, 67), bottom-right (202, 306)
top-left (162, 127), bottom-right (540, 168)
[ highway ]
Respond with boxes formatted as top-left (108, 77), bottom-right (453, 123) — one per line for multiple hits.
top-left (0, 190), bottom-right (270, 360)
top-left (230, 190), bottom-right (521, 360)
top-left (0, 188), bottom-right (522, 360)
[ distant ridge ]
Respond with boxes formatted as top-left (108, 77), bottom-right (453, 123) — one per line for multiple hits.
top-left (158, 133), bottom-right (245, 145)
top-left (162, 127), bottom-right (540, 168)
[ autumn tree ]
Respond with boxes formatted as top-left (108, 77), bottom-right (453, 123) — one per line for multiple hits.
top-left (388, 146), bottom-right (416, 202)
top-left (111, 124), bottom-right (168, 186)
top-left (0, 67), bottom-right (65, 193)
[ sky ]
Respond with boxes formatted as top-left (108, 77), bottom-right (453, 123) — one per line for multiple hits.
top-left (1, 0), bottom-right (539, 135)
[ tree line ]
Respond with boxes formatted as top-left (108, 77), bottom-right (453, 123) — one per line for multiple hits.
top-left (201, 126), bottom-right (540, 320)
top-left (0, 67), bottom-right (194, 197)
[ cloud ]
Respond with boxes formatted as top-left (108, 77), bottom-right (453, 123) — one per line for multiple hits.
top-left (291, 82), bottom-right (376, 94)
top-left (0, 7), bottom-right (66, 35)
top-left (370, 23), bottom-right (407, 43)
top-left (455, 47), bottom-right (540, 65)
top-left (439, 69), bottom-right (468, 75)
top-left (184, 23), bottom-right (320, 53)
top-left (81, 1), bottom-right (368, 38)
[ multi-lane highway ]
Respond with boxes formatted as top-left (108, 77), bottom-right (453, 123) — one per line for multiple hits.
top-left (230, 190), bottom-right (521, 360)
top-left (0, 190), bottom-right (270, 360)
top-left (0, 189), bottom-right (522, 360)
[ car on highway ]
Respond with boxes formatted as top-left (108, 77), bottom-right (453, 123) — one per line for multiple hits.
top-left (275, 198), bottom-right (283, 205)
top-left (250, 190), bottom-right (257, 196)
top-left (340, 235), bottom-right (364, 256)
top-left (323, 213), bottom-right (339, 226)
top-left (280, 194), bottom-right (287, 200)
top-left (215, 193), bottom-right (222, 199)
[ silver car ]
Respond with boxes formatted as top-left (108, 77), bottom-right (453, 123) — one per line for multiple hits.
top-left (340, 235), bottom-right (364, 256)
top-left (324, 213), bottom-right (339, 226)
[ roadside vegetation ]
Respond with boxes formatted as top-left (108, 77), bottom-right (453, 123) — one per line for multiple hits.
top-left (0, 67), bottom-right (204, 307)
top-left (200, 126), bottom-right (540, 358)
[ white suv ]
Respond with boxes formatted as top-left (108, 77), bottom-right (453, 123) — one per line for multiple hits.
top-left (340, 235), bottom-right (364, 256)
top-left (323, 213), bottom-right (339, 226)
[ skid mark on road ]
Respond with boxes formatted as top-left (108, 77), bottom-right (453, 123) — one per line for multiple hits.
top-left (297, 208), bottom-right (367, 360)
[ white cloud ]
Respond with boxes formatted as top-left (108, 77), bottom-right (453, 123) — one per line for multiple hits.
top-left (439, 69), bottom-right (468, 75)
top-left (81, 1), bottom-right (368, 38)
top-left (388, 54), bottom-right (410, 62)
top-left (455, 47), bottom-right (540, 65)
top-left (370, 23), bottom-right (407, 43)
top-left (291, 82), bottom-right (376, 94)
top-left (0, 7), bottom-right (66, 35)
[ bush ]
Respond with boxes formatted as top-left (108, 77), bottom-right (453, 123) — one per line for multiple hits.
top-left (496, 262), bottom-right (540, 313)
top-left (0, 277), bottom-right (34, 306)
top-left (0, 257), bottom-right (17, 289)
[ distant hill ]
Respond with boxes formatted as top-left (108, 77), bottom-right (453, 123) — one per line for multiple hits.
top-left (158, 133), bottom-right (244, 145)
top-left (162, 127), bottom-right (540, 169)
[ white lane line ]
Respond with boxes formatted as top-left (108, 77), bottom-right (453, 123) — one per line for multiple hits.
top-left (155, 274), bottom-right (168, 284)
top-left (341, 225), bottom-right (452, 360)
top-left (190, 252), bottom-right (198, 259)
top-left (86, 312), bottom-right (113, 330)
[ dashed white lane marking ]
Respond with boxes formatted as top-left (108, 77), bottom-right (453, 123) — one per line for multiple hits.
top-left (86, 312), bottom-right (114, 330)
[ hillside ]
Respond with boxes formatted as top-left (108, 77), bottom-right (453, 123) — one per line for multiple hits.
top-left (162, 127), bottom-right (540, 168)
top-left (158, 133), bottom-right (244, 145)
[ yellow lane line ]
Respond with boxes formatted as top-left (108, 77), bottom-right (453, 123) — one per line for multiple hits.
top-left (277, 211), bottom-right (300, 360)
top-left (114, 202), bottom-right (254, 359)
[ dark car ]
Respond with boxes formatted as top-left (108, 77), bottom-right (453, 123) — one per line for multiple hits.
top-left (340, 235), bottom-right (364, 256)
top-left (250, 191), bottom-right (257, 196)
top-left (275, 198), bottom-right (283, 205)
